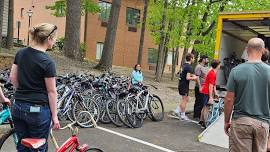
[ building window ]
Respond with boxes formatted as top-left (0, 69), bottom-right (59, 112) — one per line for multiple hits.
top-left (98, 1), bottom-right (111, 23)
top-left (21, 8), bottom-right (24, 18)
top-left (96, 42), bottom-right (104, 60)
top-left (126, 7), bottom-right (140, 27)
top-left (148, 48), bottom-right (158, 64)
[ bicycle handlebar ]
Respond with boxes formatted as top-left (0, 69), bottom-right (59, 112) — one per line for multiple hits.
top-left (144, 84), bottom-right (158, 90)
top-left (59, 121), bottom-right (77, 130)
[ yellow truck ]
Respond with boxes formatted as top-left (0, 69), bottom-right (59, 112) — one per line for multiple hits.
top-left (214, 11), bottom-right (270, 85)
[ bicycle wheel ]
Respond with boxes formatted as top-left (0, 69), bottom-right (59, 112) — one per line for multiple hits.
top-left (205, 106), bottom-right (214, 127)
top-left (0, 128), bottom-right (17, 150)
top-left (76, 111), bottom-right (98, 128)
top-left (148, 95), bottom-right (164, 122)
top-left (73, 100), bottom-right (100, 128)
top-left (116, 99), bottom-right (133, 128)
top-left (85, 148), bottom-right (103, 152)
top-left (106, 99), bottom-right (124, 127)
top-left (67, 99), bottom-right (76, 122)
top-left (125, 97), bottom-right (143, 128)
top-left (95, 96), bottom-right (110, 124)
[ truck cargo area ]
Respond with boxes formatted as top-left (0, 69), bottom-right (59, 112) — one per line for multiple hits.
top-left (216, 13), bottom-right (270, 85)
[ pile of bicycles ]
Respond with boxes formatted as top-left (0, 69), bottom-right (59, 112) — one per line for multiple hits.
top-left (55, 72), bottom-right (164, 128)
top-left (0, 69), bottom-right (165, 129)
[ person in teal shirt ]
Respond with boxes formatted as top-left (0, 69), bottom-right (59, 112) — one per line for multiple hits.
top-left (131, 64), bottom-right (143, 85)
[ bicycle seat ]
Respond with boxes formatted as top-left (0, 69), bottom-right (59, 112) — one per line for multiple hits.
top-left (21, 138), bottom-right (46, 149)
top-left (216, 85), bottom-right (227, 91)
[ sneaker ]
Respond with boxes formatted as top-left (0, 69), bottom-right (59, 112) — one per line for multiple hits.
top-left (198, 121), bottom-right (206, 129)
top-left (200, 123), bottom-right (206, 129)
top-left (170, 111), bottom-right (181, 119)
top-left (180, 115), bottom-right (189, 121)
top-left (198, 121), bottom-right (203, 126)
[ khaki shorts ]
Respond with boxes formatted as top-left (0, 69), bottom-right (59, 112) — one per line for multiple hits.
top-left (229, 117), bottom-right (269, 152)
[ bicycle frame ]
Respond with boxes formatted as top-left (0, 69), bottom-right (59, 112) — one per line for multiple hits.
top-left (126, 89), bottom-right (151, 114)
top-left (0, 105), bottom-right (18, 147)
top-left (50, 123), bottom-right (89, 152)
top-left (0, 107), bottom-right (10, 124)
top-left (206, 98), bottom-right (224, 127)
top-left (56, 135), bottom-right (87, 152)
top-left (135, 90), bottom-right (150, 113)
top-left (58, 88), bottom-right (75, 116)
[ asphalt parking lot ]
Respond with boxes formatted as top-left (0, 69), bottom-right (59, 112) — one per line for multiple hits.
top-left (1, 114), bottom-right (227, 152)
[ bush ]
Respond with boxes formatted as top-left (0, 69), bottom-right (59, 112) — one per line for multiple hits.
top-left (53, 37), bottom-right (64, 51)
top-left (80, 43), bottom-right (86, 58)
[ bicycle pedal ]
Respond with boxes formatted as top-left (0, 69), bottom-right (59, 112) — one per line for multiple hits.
top-left (78, 144), bottom-right (88, 151)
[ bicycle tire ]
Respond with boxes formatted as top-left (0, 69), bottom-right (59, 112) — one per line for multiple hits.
top-left (148, 95), bottom-right (164, 122)
top-left (116, 99), bottom-right (133, 128)
top-left (95, 96), bottom-right (111, 124)
top-left (85, 148), bottom-right (103, 152)
top-left (205, 106), bottom-right (214, 127)
top-left (106, 99), bottom-right (124, 127)
top-left (76, 111), bottom-right (97, 128)
top-left (73, 100), bottom-right (100, 128)
top-left (67, 99), bottom-right (75, 122)
top-left (99, 110), bottom-right (111, 124)
top-left (0, 128), bottom-right (16, 150)
top-left (125, 97), bottom-right (143, 128)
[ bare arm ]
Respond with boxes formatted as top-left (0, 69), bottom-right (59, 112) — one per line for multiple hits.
top-left (224, 91), bottom-right (234, 123)
top-left (209, 84), bottom-right (214, 99)
top-left (224, 91), bottom-right (235, 135)
top-left (45, 77), bottom-right (60, 129)
top-left (0, 87), bottom-right (6, 101)
top-left (186, 73), bottom-right (198, 81)
top-left (10, 64), bottom-right (18, 88)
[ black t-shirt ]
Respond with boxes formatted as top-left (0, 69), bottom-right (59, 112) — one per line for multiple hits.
top-left (179, 63), bottom-right (193, 88)
top-left (14, 47), bottom-right (56, 104)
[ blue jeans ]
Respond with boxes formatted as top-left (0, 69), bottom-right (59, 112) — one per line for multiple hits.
top-left (11, 101), bottom-right (51, 152)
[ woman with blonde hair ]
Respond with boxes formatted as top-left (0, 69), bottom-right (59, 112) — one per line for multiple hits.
top-left (10, 23), bottom-right (60, 151)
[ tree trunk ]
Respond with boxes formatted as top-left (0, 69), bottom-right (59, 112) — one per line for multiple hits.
top-left (0, 0), bottom-right (4, 51)
top-left (95, 0), bottom-right (121, 71)
top-left (64, 0), bottom-right (81, 60)
top-left (6, 0), bottom-right (13, 49)
top-left (171, 47), bottom-right (179, 81)
top-left (180, 0), bottom-right (194, 67)
top-left (155, 0), bottom-right (168, 82)
top-left (162, 47), bottom-right (168, 76)
top-left (162, 13), bottom-right (174, 76)
top-left (137, 0), bottom-right (148, 65)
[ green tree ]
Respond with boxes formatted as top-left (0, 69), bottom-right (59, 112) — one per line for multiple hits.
top-left (147, 0), bottom-right (270, 81)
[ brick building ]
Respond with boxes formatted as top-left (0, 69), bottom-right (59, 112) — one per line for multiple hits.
top-left (13, 0), bottom-right (85, 45)
top-left (11, 0), bottom-right (184, 72)
top-left (85, 0), bottom-right (184, 72)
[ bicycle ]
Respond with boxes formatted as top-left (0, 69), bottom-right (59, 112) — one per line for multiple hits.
top-left (204, 86), bottom-right (226, 128)
top-left (125, 85), bottom-right (164, 128)
top-left (21, 111), bottom-right (102, 152)
top-left (0, 105), bottom-right (102, 151)
top-left (0, 103), bottom-right (18, 150)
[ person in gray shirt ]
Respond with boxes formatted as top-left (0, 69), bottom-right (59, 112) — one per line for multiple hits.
top-left (224, 38), bottom-right (270, 152)
top-left (193, 55), bottom-right (208, 119)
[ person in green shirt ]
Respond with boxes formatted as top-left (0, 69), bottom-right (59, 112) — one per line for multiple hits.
top-left (224, 38), bottom-right (270, 152)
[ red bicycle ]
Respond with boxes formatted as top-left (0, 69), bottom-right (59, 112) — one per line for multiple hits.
top-left (21, 112), bottom-right (103, 152)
